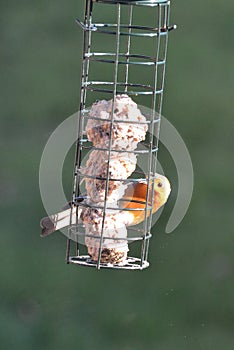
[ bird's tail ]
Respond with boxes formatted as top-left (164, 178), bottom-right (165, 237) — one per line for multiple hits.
top-left (40, 206), bottom-right (81, 237)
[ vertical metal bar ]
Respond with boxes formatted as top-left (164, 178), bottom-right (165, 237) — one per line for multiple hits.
top-left (96, 3), bottom-right (121, 269)
top-left (75, 242), bottom-right (79, 256)
top-left (144, 2), bottom-right (170, 262)
top-left (144, 4), bottom-right (163, 263)
top-left (81, 0), bottom-right (93, 110)
top-left (75, 0), bottom-right (93, 200)
top-left (66, 237), bottom-right (71, 264)
top-left (143, 4), bottom-right (162, 263)
top-left (124, 5), bottom-right (133, 92)
top-left (67, 0), bottom-right (93, 262)
top-left (140, 2), bottom-right (163, 266)
top-left (157, 2), bottom-right (170, 117)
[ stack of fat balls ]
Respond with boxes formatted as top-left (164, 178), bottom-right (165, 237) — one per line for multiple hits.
top-left (81, 94), bottom-right (148, 264)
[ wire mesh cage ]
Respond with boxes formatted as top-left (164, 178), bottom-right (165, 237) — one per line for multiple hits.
top-left (65, 0), bottom-right (175, 270)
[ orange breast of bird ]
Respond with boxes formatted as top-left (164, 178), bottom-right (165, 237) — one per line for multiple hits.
top-left (119, 175), bottom-right (171, 226)
top-left (119, 182), bottom-right (153, 226)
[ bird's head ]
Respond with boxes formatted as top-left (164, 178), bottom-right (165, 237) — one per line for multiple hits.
top-left (153, 173), bottom-right (171, 207)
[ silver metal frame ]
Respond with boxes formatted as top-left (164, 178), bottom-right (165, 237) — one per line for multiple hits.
top-left (66, 0), bottom-right (175, 270)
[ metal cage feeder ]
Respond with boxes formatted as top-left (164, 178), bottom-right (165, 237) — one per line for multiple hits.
top-left (65, 0), bottom-right (175, 270)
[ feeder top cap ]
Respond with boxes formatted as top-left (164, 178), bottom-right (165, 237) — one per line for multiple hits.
top-left (94, 0), bottom-right (169, 5)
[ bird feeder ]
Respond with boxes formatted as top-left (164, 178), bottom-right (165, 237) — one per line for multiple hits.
top-left (42, 0), bottom-right (176, 270)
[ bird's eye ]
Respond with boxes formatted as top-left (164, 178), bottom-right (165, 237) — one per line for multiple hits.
top-left (157, 182), bottom-right (163, 188)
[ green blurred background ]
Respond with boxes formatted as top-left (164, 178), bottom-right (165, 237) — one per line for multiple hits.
top-left (1, 0), bottom-right (234, 349)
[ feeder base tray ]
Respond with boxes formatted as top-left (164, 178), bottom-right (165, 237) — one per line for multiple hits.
top-left (68, 255), bottom-right (149, 270)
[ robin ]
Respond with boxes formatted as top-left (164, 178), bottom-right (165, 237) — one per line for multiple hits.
top-left (40, 173), bottom-right (171, 237)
